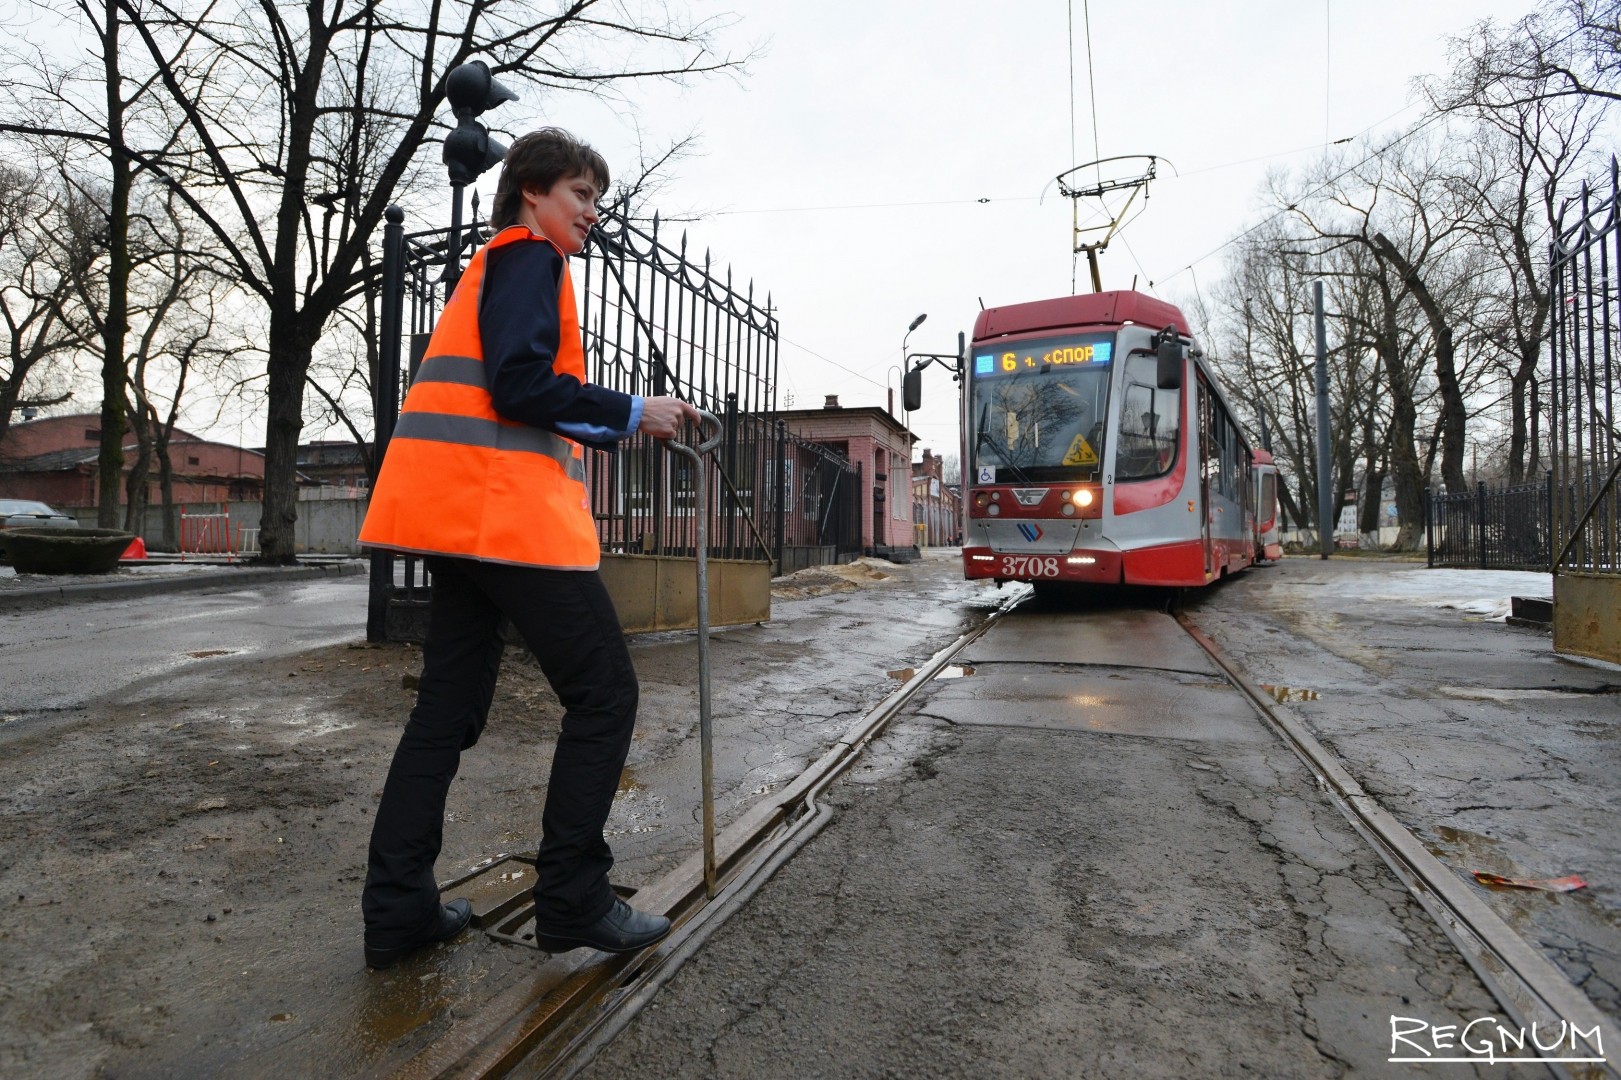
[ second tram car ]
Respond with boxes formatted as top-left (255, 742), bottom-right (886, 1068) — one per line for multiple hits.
top-left (961, 290), bottom-right (1258, 588)
top-left (1250, 448), bottom-right (1283, 562)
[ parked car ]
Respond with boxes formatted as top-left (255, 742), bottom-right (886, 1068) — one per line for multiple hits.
top-left (0, 499), bottom-right (79, 563)
top-left (0, 499), bottom-right (80, 530)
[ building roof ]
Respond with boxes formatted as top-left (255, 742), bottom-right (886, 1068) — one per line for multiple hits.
top-left (773, 404), bottom-right (916, 442)
top-left (0, 446), bottom-right (100, 473)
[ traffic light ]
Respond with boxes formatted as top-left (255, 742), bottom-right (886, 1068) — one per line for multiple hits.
top-left (442, 60), bottom-right (517, 185)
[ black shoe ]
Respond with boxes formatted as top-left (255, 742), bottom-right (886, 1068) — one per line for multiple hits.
top-left (364, 898), bottom-right (474, 970)
top-left (533, 897), bottom-right (671, 954)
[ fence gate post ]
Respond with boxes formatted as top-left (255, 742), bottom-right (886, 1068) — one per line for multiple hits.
top-left (774, 419), bottom-right (786, 575)
top-left (723, 391), bottom-right (738, 557)
top-left (1477, 481), bottom-right (1489, 570)
top-left (1546, 470), bottom-right (1555, 574)
top-left (1424, 487), bottom-right (1434, 568)
top-left (368, 205), bottom-right (406, 643)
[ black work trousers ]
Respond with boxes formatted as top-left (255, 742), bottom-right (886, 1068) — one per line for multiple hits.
top-left (361, 555), bottom-right (638, 947)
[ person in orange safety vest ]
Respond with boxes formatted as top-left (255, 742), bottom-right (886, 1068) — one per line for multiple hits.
top-left (358, 128), bottom-right (699, 969)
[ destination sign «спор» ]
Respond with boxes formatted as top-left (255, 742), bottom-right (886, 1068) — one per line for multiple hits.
top-left (974, 339), bottom-right (1113, 377)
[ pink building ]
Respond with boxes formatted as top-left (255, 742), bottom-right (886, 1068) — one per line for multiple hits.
top-left (911, 448), bottom-right (961, 547)
top-left (0, 413), bottom-right (265, 508)
top-left (777, 395), bottom-right (918, 559)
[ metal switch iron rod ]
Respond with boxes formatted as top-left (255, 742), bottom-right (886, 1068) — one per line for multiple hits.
top-left (664, 409), bottom-right (724, 897)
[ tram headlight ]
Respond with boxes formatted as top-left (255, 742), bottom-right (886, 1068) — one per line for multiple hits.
top-left (1075, 488), bottom-right (1094, 507)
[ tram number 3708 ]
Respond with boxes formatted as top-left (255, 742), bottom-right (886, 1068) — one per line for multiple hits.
top-left (1002, 555), bottom-right (1062, 577)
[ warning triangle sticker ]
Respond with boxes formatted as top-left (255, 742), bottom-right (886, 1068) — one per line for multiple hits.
top-left (1062, 434), bottom-right (1099, 467)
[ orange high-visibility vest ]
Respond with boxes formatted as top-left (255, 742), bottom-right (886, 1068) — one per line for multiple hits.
top-left (359, 226), bottom-right (601, 570)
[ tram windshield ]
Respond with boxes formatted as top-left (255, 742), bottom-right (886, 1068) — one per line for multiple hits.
top-left (967, 332), bottom-right (1114, 484)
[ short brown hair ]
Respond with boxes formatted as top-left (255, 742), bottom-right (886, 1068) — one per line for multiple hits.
top-left (489, 128), bottom-right (610, 230)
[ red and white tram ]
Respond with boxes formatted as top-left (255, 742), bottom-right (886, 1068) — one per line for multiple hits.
top-left (960, 290), bottom-right (1259, 589)
top-left (1250, 448), bottom-right (1283, 563)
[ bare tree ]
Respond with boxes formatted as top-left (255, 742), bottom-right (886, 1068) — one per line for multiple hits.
top-left (1425, 24), bottom-right (1603, 482)
top-left (121, 187), bottom-right (237, 538)
top-left (1331, 240), bottom-right (1434, 547)
top-left (1430, 1), bottom-right (1621, 110)
top-left (0, 165), bottom-right (94, 449)
top-left (8, 0), bottom-right (750, 561)
top-left (1277, 135), bottom-right (1492, 494)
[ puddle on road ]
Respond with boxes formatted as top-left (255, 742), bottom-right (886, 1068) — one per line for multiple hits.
top-left (1431, 825), bottom-right (1509, 866)
top-left (1260, 684), bottom-right (1320, 703)
top-left (886, 664), bottom-right (976, 682)
top-left (354, 972), bottom-right (452, 1054)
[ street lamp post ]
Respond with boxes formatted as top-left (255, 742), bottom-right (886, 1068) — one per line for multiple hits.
top-left (897, 313), bottom-right (926, 420)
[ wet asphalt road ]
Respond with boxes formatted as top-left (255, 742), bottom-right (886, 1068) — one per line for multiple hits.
top-left (581, 562), bottom-right (1616, 1080)
top-left (1, 555), bottom-right (1614, 1077)
top-left (0, 552), bottom-right (1005, 1079)
top-left (1193, 560), bottom-right (1621, 1025)
top-left (0, 577), bottom-right (370, 720)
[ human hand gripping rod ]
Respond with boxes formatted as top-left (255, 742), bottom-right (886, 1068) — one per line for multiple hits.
top-left (661, 409), bottom-right (724, 898)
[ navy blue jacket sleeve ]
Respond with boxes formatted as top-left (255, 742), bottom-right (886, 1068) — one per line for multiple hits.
top-left (479, 239), bottom-right (636, 450)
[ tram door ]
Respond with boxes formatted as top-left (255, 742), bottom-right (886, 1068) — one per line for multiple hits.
top-left (1197, 380), bottom-right (1213, 576)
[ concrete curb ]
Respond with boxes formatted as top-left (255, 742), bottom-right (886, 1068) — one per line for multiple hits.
top-left (0, 560), bottom-right (366, 610)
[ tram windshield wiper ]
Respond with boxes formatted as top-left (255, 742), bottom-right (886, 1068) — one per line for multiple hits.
top-left (975, 404), bottom-right (1033, 485)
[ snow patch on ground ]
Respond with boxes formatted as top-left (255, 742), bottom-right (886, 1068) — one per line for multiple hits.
top-left (1293, 568), bottom-right (1552, 623)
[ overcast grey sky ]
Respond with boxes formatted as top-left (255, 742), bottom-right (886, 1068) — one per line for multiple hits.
top-left (502, 0), bottom-right (1542, 461)
top-left (12, 0), bottom-right (1546, 451)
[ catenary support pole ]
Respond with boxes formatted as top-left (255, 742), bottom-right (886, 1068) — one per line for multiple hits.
top-left (1314, 279), bottom-right (1332, 559)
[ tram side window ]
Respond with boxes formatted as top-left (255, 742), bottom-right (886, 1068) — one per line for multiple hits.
top-left (1217, 415), bottom-right (1230, 499)
top-left (1226, 420), bottom-right (1243, 500)
top-left (1117, 353), bottom-right (1181, 480)
top-left (1208, 403), bottom-right (1238, 500)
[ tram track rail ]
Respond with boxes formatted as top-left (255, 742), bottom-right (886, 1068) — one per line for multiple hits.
top-left (1175, 611), bottom-right (1615, 1080)
top-left (401, 590), bottom-right (1613, 1079)
top-left (397, 590), bottom-right (1024, 1080)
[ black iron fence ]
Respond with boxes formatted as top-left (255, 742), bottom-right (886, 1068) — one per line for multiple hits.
top-left (366, 200), bottom-right (863, 640)
top-left (771, 426), bottom-right (866, 566)
top-left (1550, 160), bottom-right (1621, 577)
top-left (1425, 477), bottom-right (1552, 571)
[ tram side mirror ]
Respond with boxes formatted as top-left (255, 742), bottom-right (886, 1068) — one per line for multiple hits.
top-left (903, 364), bottom-right (923, 411)
top-left (1155, 327), bottom-right (1184, 390)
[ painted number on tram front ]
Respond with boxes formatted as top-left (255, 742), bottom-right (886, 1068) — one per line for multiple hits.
top-left (1001, 555), bottom-right (1061, 578)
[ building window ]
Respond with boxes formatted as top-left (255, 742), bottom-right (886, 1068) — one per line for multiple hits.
top-left (188, 455), bottom-right (201, 466)
top-left (85, 428), bottom-right (100, 440)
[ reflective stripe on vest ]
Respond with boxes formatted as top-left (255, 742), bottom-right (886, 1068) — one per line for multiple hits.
top-left (359, 227), bottom-right (602, 570)
top-left (390, 410), bottom-right (587, 483)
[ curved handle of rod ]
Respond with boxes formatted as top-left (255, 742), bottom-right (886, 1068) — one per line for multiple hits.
top-left (664, 408), bottom-right (723, 459)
